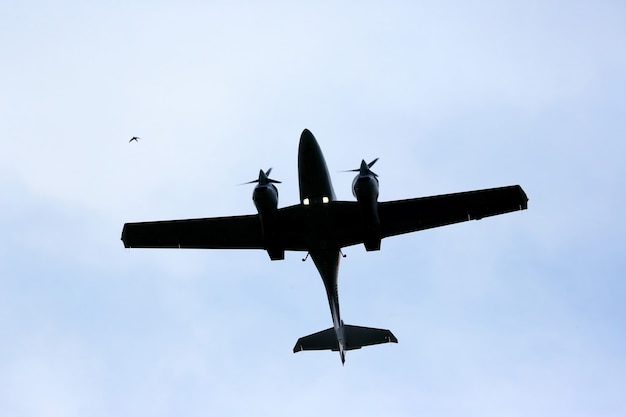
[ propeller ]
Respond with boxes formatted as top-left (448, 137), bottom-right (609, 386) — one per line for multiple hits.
top-left (345, 158), bottom-right (379, 177)
top-left (241, 168), bottom-right (281, 185)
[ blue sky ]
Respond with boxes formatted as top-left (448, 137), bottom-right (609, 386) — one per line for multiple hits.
top-left (1, 1), bottom-right (625, 416)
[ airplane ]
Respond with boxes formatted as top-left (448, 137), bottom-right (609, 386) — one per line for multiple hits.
top-left (121, 129), bottom-right (528, 364)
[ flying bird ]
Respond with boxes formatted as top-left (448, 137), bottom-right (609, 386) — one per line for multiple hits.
top-left (129, 136), bottom-right (140, 143)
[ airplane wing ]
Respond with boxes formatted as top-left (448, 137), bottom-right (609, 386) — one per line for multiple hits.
top-left (378, 185), bottom-right (528, 239)
top-left (122, 214), bottom-right (265, 249)
top-left (122, 185), bottom-right (527, 251)
top-left (121, 206), bottom-right (311, 251)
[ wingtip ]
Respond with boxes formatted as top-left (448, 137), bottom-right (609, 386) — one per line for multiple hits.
top-left (516, 185), bottom-right (529, 209)
top-left (293, 338), bottom-right (303, 353)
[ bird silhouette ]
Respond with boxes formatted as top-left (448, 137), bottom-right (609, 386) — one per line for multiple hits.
top-left (129, 136), bottom-right (140, 143)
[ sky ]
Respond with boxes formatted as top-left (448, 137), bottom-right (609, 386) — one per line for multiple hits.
top-left (1, 1), bottom-right (625, 416)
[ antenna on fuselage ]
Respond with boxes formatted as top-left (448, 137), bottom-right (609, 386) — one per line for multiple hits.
top-left (302, 252), bottom-right (310, 262)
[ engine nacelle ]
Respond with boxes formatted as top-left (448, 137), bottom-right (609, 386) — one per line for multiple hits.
top-left (351, 160), bottom-right (381, 251)
top-left (253, 182), bottom-right (279, 214)
top-left (249, 169), bottom-right (284, 260)
top-left (352, 173), bottom-right (379, 202)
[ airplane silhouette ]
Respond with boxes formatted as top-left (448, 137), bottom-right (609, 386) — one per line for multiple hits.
top-left (121, 129), bottom-right (528, 364)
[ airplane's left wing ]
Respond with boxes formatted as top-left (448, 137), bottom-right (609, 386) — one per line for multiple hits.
top-left (122, 215), bottom-right (264, 249)
top-left (302, 185), bottom-right (528, 250)
top-left (378, 185), bottom-right (528, 239)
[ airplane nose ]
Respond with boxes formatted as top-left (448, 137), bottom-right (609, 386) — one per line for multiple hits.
top-left (298, 129), bottom-right (322, 164)
top-left (297, 128), bottom-right (336, 202)
top-left (300, 128), bottom-right (315, 144)
top-left (298, 129), bottom-right (321, 160)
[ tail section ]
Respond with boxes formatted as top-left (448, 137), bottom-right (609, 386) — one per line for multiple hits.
top-left (293, 324), bottom-right (397, 363)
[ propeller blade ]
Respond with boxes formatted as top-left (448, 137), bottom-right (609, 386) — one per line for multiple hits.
top-left (239, 168), bottom-right (281, 185)
top-left (342, 158), bottom-right (379, 175)
top-left (263, 168), bottom-right (281, 184)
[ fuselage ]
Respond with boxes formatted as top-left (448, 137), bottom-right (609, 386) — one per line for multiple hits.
top-left (297, 129), bottom-right (346, 363)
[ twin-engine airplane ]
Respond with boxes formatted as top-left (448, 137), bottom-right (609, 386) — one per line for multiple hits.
top-left (121, 129), bottom-right (528, 364)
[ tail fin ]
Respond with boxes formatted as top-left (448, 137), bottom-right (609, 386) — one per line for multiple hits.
top-left (293, 325), bottom-right (397, 353)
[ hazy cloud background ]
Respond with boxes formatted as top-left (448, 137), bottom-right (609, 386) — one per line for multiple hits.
top-left (1, 1), bottom-right (625, 416)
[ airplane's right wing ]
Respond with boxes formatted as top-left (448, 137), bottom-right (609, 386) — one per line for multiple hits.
top-left (378, 185), bottom-right (528, 239)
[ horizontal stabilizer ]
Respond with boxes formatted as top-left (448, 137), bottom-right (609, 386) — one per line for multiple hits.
top-left (293, 325), bottom-right (398, 353)
top-left (344, 324), bottom-right (398, 350)
top-left (293, 327), bottom-right (338, 352)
